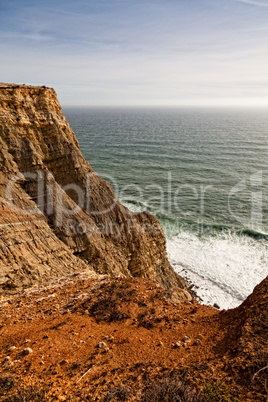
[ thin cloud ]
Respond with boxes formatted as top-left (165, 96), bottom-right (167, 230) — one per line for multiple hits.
top-left (1, 31), bottom-right (51, 42)
top-left (1, 0), bottom-right (268, 106)
top-left (235, 0), bottom-right (268, 7)
top-left (23, 33), bottom-right (51, 41)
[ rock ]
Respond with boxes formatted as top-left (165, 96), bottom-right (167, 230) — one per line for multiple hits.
top-left (98, 342), bottom-right (107, 349)
top-left (213, 303), bottom-right (220, 309)
top-left (0, 83), bottom-right (189, 299)
top-left (182, 336), bottom-right (191, 342)
top-left (3, 361), bottom-right (13, 368)
top-left (21, 347), bottom-right (33, 356)
top-left (157, 341), bottom-right (164, 347)
top-left (60, 360), bottom-right (69, 365)
top-left (174, 342), bottom-right (181, 348)
top-left (8, 346), bottom-right (16, 352)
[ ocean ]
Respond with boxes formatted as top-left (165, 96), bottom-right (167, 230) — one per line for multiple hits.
top-left (64, 106), bottom-right (268, 309)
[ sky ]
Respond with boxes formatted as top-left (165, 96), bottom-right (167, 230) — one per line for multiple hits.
top-left (0, 0), bottom-right (268, 106)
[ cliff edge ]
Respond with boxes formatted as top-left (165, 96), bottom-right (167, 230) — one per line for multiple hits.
top-left (0, 83), bottom-right (189, 299)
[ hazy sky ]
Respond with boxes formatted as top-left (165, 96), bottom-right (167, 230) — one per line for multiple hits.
top-left (1, 0), bottom-right (268, 106)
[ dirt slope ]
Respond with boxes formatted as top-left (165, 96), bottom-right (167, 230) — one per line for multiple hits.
top-left (0, 273), bottom-right (267, 401)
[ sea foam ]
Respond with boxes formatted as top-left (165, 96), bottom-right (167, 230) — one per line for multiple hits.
top-left (167, 231), bottom-right (267, 309)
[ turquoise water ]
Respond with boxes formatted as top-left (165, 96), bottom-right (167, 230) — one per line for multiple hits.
top-left (64, 107), bottom-right (268, 308)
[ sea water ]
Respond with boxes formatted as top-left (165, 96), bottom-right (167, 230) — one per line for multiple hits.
top-left (64, 106), bottom-right (268, 309)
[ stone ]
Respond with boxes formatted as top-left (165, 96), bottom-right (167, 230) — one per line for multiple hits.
top-left (98, 342), bottom-right (107, 349)
top-left (3, 361), bottom-right (13, 368)
top-left (174, 342), bottom-right (181, 348)
top-left (60, 360), bottom-right (69, 365)
top-left (21, 347), bottom-right (33, 356)
top-left (8, 346), bottom-right (16, 352)
top-left (182, 336), bottom-right (191, 342)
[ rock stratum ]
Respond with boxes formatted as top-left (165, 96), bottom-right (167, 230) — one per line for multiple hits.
top-left (0, 83), bottom-right (188, 299)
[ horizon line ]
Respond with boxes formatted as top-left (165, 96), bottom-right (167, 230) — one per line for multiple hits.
top-left (61, 103), bottom-right (268, 108)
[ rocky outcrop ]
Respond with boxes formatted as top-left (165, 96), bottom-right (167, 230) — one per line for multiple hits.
top-left (0, 83), bottom-right (189, 298)
top-left (215, 276), bottom-right (268, 398)
top-left (219, 275), bottom-right (268, 367)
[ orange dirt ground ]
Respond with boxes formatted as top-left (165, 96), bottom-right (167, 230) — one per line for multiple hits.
top-left (0, 271), bottom-right (267, 401)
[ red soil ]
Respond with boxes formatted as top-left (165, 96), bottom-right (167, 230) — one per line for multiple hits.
top-left (0, 271), bottom-right (267, 401)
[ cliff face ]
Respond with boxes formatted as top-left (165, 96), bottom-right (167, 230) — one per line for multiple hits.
top-left (0, 83), bottom-right (189, 298)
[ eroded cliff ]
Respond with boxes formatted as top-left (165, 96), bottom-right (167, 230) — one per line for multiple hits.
top-left (0, 83), bottom-right (189, 299)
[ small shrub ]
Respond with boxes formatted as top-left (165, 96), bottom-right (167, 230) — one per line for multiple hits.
top-left (251, 351), bottom-right (268, 394)
top-left (137, 314), bottom-right (154, 329)
top-left (203, 383), bottom-right (240, 402)
top-left (0, 376), bottom-right (15, 394)
top-left (3, 386), bottom-right (48, 401)
top-left (2, 280), bottom-right (16, 290)
top-left (102, 384), bottom-right (131, 401)
top-left (251, 350), bottom-right (268, 377)
top-left (88, 298), bottom-right (129, 322)
top-left (105, 282), bottom-right (118, 292)
top-left (141, 377), bottom-right (201, 402)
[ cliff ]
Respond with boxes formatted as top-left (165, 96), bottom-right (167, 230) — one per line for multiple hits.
top-left (0, 83), bottom-right (267, 401)
top-left (0, 83), bottom-right (189, 299)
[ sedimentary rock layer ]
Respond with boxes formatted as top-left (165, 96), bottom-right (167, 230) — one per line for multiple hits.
top-left (0, 83), bottom-right (189, 298)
